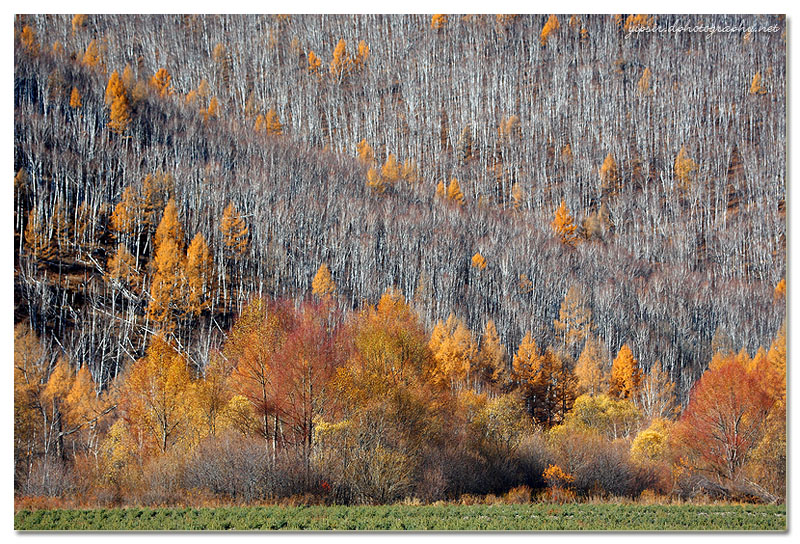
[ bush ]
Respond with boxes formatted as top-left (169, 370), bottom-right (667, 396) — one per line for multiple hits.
top-left (20, 457), bottom-right (76, 498)
top-left (185, 432), bottom-right (271, 503)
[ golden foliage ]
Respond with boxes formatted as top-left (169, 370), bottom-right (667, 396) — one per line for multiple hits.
top-left (82, 39), bottom-right (101, 68)
top-left (674, 146), bottom-right (697, 190)
top-left (110, 186), bottom-right (140, 237)
top-left (150, 67), bottom-right (172, 97)
top-left (71, 14), bottom-right (87, 34)
top-left (540, 15), bottom-right (560, 46)
top-left (429, 314), bottom-right (476, 391)
top-left (312, 263), bottom-right (337, 300)
top-left (542, 464), bottom-right (576, 502)
top-left (774, 278), bottom-right (786, 301)
top-left (106, 243), bottom-right (139, 287)
top-left (630, 418), bottom-right (671, 464)
top-left (108, 92), bottom-right (132, 134)
top-left (19, 25), bottom-right (39, 55)
top-left (122, 336), bottom-right (196, 453)
top-left (551, 200), bottom-right (579, 245)
top-left (624, 14), bottom-right (655, 32)
top-left (511, 331), bottom-right (541, 387)
top-left (330, 38), bottom-right (352, 81)
top-left (565, 393), bottom-right (641, 439)
top-left (474, 320), bottom-right (508, 391)
top-left (220, 201), bottom-right (249, 257)
top-left (435, 179), bottom-right (446, 199)
top-left (608, 344), bottom-right (642, 399)
top-left (354, 40), bottom-right (370, 69)
top-left (69, 87), bottom-right (82, 109)
top-left (366, 167), bottom-right (384, 193)
top-left (447, 178), bottom-right (465, 205)
top-left (356, 139), bottom-right (375, 165)
top-left (510, 183), bottom-right (524, 210)
top-left (431, 14), bottom-right (448, 30)
top-left (381, 153), bottom-right (401, 184)
top-left (147, 237), bottom-right (187, 328)
top-left (205, 97), bottom-right (219, 120)
top-left (153, 198), bottom-right (185, 254)
top-left (750, 71), bottom-right (767, 95)
top-left (307, 50), bottom-right (322, 74)
top-left (599, 152), bottom-right (620, 195)
top-left (186, 233), bottom-right (215, 316)
top-left (261, 108), bottom-right (281, 135)
top-left (471, 252), bottom-right (487, 270)
top-left (574, 335), bottom-right (608, 396)
top-left (105, 71), bottom-right (124, 103)
top-left (401, 159), bottom-right (419, 184)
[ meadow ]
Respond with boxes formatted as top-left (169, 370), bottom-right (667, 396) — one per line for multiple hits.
top-left (14, 503), bottom-right (787, 531)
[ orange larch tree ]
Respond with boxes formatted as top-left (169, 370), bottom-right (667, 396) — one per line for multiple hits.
top-left (551, 200), bottom-right (578, 246)
top-left (220, 201), bottom-right (249, 258)
top-left (311, 263), bottom-right (337, 301)
top-left (185, 233), bottom-right (215, 316)
top-left (540, 14), bottom-right (560, 46)
top-left (608, 344), bottom-right (642, 399)
top-left (150, 67), bottom-right (172, 97)
top-left (121, 335), bottom-right (196, 454)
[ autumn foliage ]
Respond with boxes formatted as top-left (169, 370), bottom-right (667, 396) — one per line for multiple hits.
top-left (673, 354), bottom-right (774, 484)
top-left (12, 14), bottom-right (785, 508)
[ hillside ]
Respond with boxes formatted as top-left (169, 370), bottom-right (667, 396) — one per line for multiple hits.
top-left (13, 14), bottom-right (786, 507)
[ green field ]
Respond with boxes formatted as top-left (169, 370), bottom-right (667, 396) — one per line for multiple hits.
top-left (14, 503), bottom-right (786, 531)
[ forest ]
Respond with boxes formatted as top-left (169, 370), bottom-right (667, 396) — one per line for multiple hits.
top-left (13, 14), bottom-right (785, 508)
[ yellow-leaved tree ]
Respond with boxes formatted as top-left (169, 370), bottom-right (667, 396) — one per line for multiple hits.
top-left (637, 67), bottom-right (653, 96)
top-left (147, 199), bottom-right (187, 329)
top-left (431, 14), bottom-right (448, 30)
top-left (600, 152), bottom-right (621, 197)
top-left (471, 252), bottom-right (487, 270)
top-left (150, 67), bottom-right (172, 97)
top-left (574, 334), bottom-right (608, 396)
top-left (108, 91), bottom-right (132, 135)
top-left (121, 335), bottom-right (198, 454)
top-left (551, 200), bottom-right (579, 246)
top-left (307, 50), bottom-right (322, 74)
top-left (750, 72), bottom-right (767, 95)
top-left (69, 87), bottom-right (82, 109)
top-left (381, 153), bottom-right (401, 184)
top-left (447, 178), bottom-right (465, 205)
top-left (474, 319), bottom-right (508, 393)
top-left (82, 39), bottom-right (102, 68)
top-left (540, 15), bottom-right (560, 46)
top-left (311, 263), bottom-right (337, 301)
top-left (608, 344), bottom-right (642, 399)
top-left (428, 314), bottom-right (476, 392)
top-left (185, 233), bottom-right (215, 316)
top-left (330, 38), bottom-right (352, 82)
top-left (674, 146), bottom-right (697, 191)
top-left (220, 201), bottom-right (249, 259)
top-left (265, 108), bottom-right (283, 135)
top-left (356, 139), bottom-right (375, 165)
top-left (110, 185), bottom-right (141, 245)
